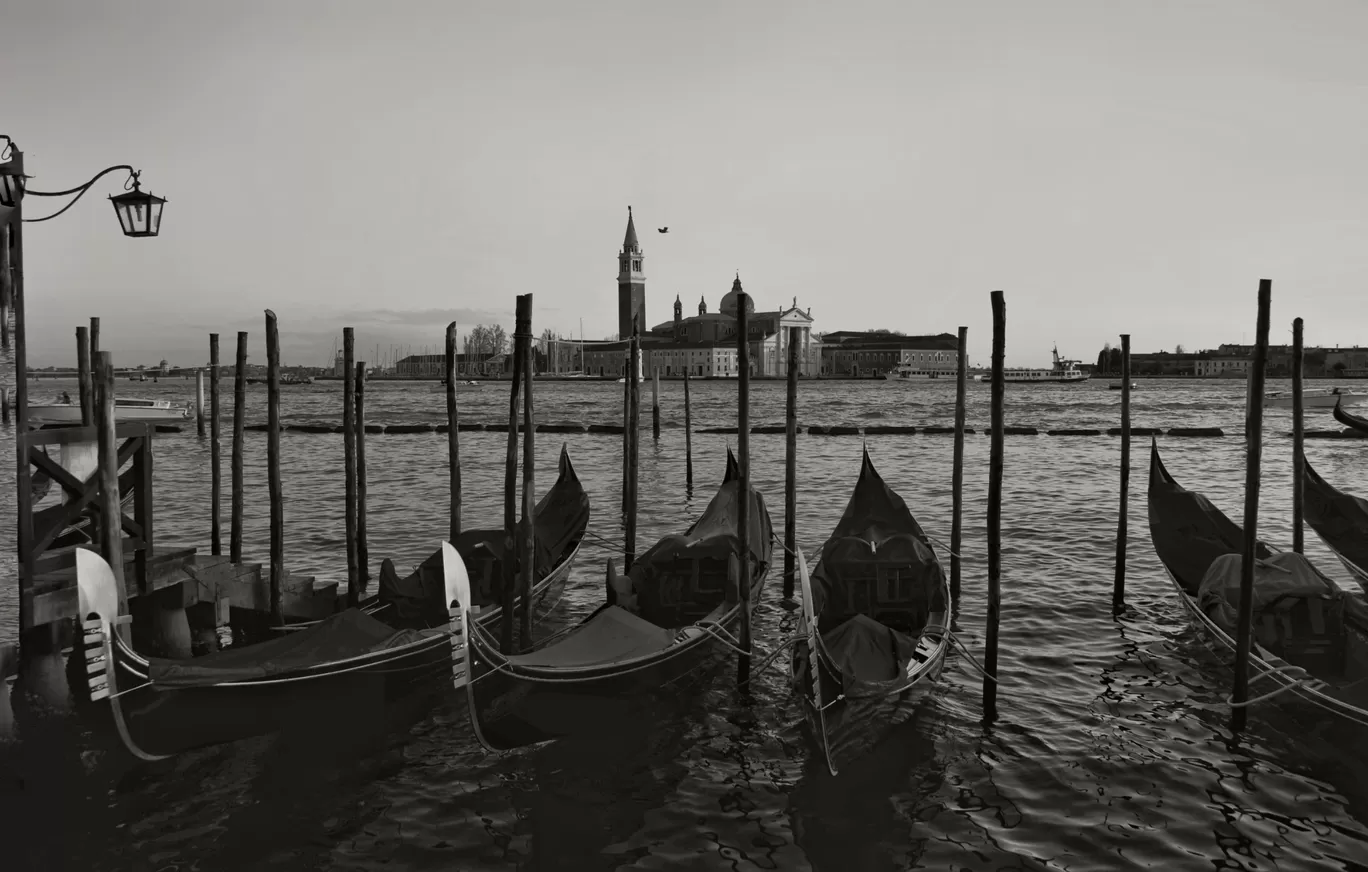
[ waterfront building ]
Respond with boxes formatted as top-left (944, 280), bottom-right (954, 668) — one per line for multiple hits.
top-left (819, 331), bottom-right (960, 377)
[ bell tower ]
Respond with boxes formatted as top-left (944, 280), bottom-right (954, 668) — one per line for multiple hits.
top-left (673, 295), bottom-right (683, 340)
top-left (617, 206), bottom-right (645, 339)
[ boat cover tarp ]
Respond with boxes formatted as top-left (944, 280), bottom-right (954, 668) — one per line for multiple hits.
top-left (1303, 459), bottom-right (1368, 575)
top-left (377, 447), bottom-right (589, 625)
top-left (506, 605), bottom-right (675, 668)
top-left (820, 613), bottom-right (917, 682)
top-left (147, 609), bottom-right (432, 689)
top-left (1147, 447), bottom-right (1271, 596)
top-left (812, 450), bottom-right (945, 629)
top-left (1197, 552), bottom-right (1337, 630)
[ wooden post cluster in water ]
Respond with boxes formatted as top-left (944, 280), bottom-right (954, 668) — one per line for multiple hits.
top-left (783, 325), bottom-right (799, 600)
top-left (356, 360), bottom-right (369, 585)
top-left (983, 291), bottom-right (1006, 724)
top-left (1112, 333), bottom-right (1132, 612)
top-left (344, 328), bottom-right (359, 605)
top-left (265, 310), bottom-right (284, 625)
top-left (210, 333), bottom-right (222, 556)
top-left (231, 331), bottom-right (247, 563)
top-left (1231, 279), bottom-right (1273, 732)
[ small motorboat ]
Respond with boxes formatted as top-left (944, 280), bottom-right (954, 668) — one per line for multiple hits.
top-left (28, 397), bottom-right (192, 425)
top-left (1263, 387), bottom-right (1368, 409)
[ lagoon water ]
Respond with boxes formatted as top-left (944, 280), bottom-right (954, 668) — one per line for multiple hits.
top-left (3, 371), bottom-right (1368, 871)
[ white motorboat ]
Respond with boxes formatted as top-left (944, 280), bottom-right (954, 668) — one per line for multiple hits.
top-left (882, 364), bottom-right (956, 381)
top-left (974, 345), bottom-right (1090, 384)
top-left (28, 397), bottom-right (192, 425)
top-left (1263, 387), bottom-right (1368, 409)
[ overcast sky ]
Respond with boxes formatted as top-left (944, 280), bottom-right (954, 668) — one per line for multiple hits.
top-left (4, 0), bottom-right (1366, 369)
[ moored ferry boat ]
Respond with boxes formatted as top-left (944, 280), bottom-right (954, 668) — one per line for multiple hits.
top-left (975, 345), bottom-right (1089, 384)
top-left (882, 364), bottom-right (956, 381)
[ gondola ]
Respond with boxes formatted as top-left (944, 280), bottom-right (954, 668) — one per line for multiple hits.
top-left (1301, 456), bottom-right (1368, 594)
top-left (790, 448), bottom-right (949, 776)
top-left (286, 443), bottom-right (590, 634)
top-left (448, 450), bottom-right (772, 752)
top-left (1333, 397), bottom-right (1368, 436)
top-left (1146, 440), bottom-right (1368, 726)
top-left (75, 544), bottom-right (471, 761)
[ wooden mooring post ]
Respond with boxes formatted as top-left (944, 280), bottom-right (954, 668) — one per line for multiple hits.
top-left (355, 361), bottom-right (369, 584)
top-left (446, 321), bottom-right (462, 543)
top-left (265, 310), bottom-right (283, 625)
top-left (1231, 279), bottom-right (1272, 732)
top-left (519, 299), bottom-right (536, 651)
top-left (343, 327), bottom-right (358, 604)
top-left (783, 325), bottom-right (799, 600)
top-left (95, 351), bottom-right (128, 613)
top-left (1292, 317), bottom-right (1305, 554)
top-left (1112, 333), bottom-right (1131, 612)
top-left (983, 291), bottom-right (1005, 724)
top-left (626, 323), bottom-right (641, 571)
top-left (736, 286), bottom-right (752, 685)
top-left (231, 331), bottom-right (247, 563)
top-left (652, 367), bottom-right (661, 440)
top-left (90, 315), bottom-right (100, 363)
top-left (950, 325), bottom-right (968, 605)
top-left (501, 295), bottom-right (530, 655)
top-left (196, 370), bottom-right (206, 438)
top-left (210, 333), bottom-right (222, 556)
top-left (77, 325), bottom-right (93, 426)
top-left (622, 353), bottom-right (631, 513)
top-left (0, 387), bottom-right (7, 424)
top-left (684, 371), bottom-right (694, 492)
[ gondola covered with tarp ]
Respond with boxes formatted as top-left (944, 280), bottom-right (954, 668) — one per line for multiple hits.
top-left (450, 450), bottom-right (772, 752)
top-left (373, 443), bottom-right (588, 630)
top-left (1333, 398), bottom-right (1368, 437)
top-left (1146, 440), bottom-right (1368, 726)
top-left (76, 546), bottom-right (468, 761)
top-left (1301, 456), bottom-right (1368, 593)
top-left (791, 448), bottom-right (949, 775)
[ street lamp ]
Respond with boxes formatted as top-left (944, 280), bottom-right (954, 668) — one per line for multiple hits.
top-left (1, 133), bottom-right (168, 654)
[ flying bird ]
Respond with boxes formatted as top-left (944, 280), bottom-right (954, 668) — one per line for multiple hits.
top-left (658, 227), bottom-right (669, 233)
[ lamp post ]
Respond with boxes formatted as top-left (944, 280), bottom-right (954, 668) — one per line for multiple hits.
top-left (1, 134), bottom-right (166, 661)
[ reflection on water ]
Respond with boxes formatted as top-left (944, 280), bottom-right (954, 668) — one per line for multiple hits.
top-left (2, 376), bottom-right (1368, 869)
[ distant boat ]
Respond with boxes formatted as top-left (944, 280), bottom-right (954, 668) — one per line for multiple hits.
top-left (974, 345), bottom-right (1089, 384)
top-left (1263, 387), bottom-right (1368, 409)
top-left (28, 397), bottom-right (191, 425)
top-left (882, 364), bottom-right (955, 381)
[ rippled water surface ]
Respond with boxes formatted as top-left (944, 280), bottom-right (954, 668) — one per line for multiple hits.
top-left (4, 372), bottom-right (1368, 871)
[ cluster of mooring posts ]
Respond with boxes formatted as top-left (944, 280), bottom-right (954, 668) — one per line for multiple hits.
top-left (0, 262), bottom-right (1337, 743)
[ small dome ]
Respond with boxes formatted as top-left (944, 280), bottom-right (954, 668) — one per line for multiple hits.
top-left (720, 275), bottom-right (754, 317)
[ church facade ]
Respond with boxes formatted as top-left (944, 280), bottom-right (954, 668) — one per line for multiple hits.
top-left (582, 209), bottom-right (822, 377)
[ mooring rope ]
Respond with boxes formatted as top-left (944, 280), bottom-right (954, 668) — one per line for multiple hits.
top-left (1225, 662), bottom-right (1314, 708)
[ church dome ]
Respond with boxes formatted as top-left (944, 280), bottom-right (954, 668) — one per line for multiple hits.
top-left (720, 275), bottom-right (754, 317)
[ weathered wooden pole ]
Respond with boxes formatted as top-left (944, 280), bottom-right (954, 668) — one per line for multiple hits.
top-left (783, 325), bottom-right (799, 600)
top-left (446, 321), bottom-right (462, 542)
top-left (684, 370), bottom-right (694, 491)
top-left (343, 327), bottom-right (358, 604)
top-left (501, 295), bottom-right (530, 654)
top-left (76, 325), bottom-right (94, 426)
top-left (951, 326), bottom-right (968, 605)
top-left (983, 291), bottom-right (1005, 724)
top-left (652, 366), bottom-right (661, 440)
top-left (355, 361), bottom-right (369, 584)
top-left (626, 325), bottom-right (641, 571)
top-left (195, 370), bottom-right (206, 437)
top-left (0, 388), bottom-right (7, 424)
top-left (622, 352), bottom-right (631, 512)
top-left (6, 205), bottom-right (39, 649)
top-left (519, 300), bottom-right (536, 651)
top-left (1112, 334), bottom-right (1132, 612)
top-left (210, 333), bottom-right (222, 556)
top-left (90, 315), bottom-right (100, 364)
top-left (265, 310), bottom-right (284, 625)
top-left (737, 289), bottom-right (752, 685)
top-left (1232, 279), bottom-right (1272, 732)
top-left (231, 331), bottom-right (247, 563)
top-left (94, 352), bottom-right (128, 614)
top-left (1292, 317), bottom-right (1305, 554)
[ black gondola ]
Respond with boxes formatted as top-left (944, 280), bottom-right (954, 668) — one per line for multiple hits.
top-left (1301, 456), bottom-right (1368, 594)
top-left (448, 450), bottom-right (772, 752)
top-left (790, 448), bottom-right (949, 776)
top-left (1146, 440), bottom-right (1368, 725)
top-left (1333, 397), bottom-right (1368, 436)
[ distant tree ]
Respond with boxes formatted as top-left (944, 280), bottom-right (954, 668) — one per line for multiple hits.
top-left (1175, 343), bottom-right (1187, 354)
